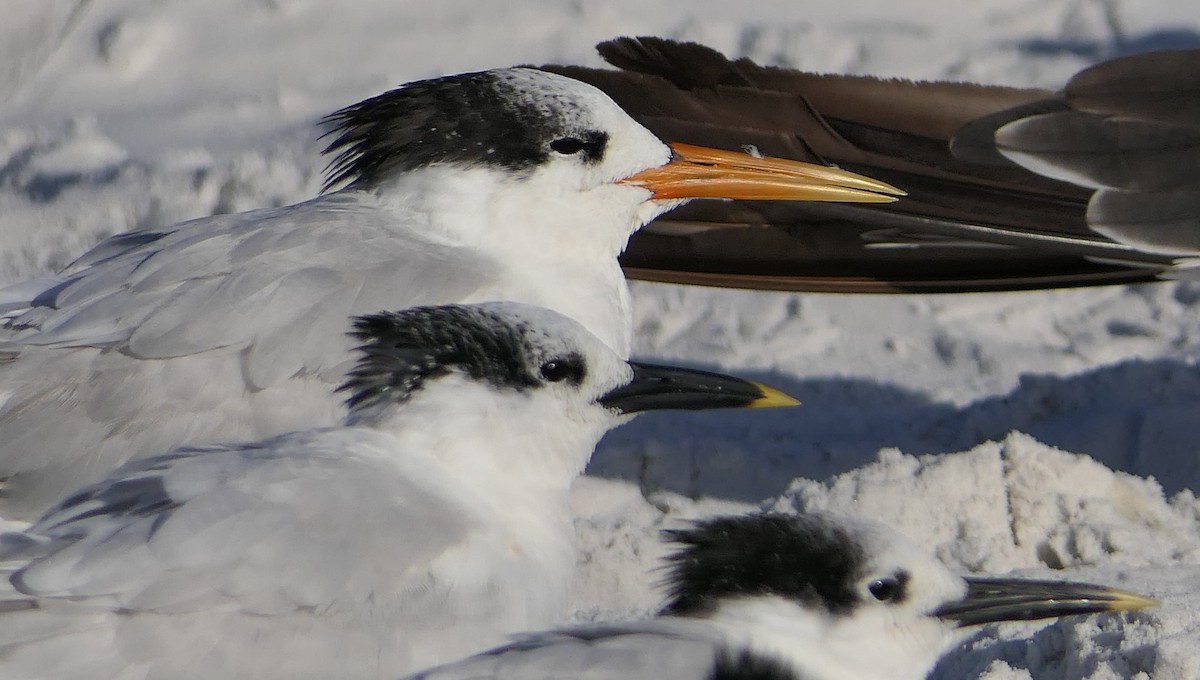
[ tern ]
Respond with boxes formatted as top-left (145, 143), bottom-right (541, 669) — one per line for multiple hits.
top-left (0, 302), bottom-right (797, 680)
top-left (547, 39), bottom-right (1200, 292)
top-left (406, 512), bottom-right (1156, 680)
top-left (0, 66), bottom-right (896, 517)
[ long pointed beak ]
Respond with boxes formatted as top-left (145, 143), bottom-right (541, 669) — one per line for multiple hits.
top-left (618, 142), bottom-right (905, 203)
top-left (598, 362), bottom-right (799, 415)
top-left (933, 577), bottom-right (1158, 628)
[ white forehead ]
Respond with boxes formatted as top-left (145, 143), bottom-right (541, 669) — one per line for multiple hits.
top-left (491, 68), bottom-right (639, 128)
top-left (837, 514), bottom-right (967, 610)
top-left (472, 300), bottom-right (629, 381)
top-left (495, 68), bottom-right (671, 172)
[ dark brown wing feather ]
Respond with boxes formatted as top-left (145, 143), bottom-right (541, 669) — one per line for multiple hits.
top-left (543, 37), bottom-right (1188, 293)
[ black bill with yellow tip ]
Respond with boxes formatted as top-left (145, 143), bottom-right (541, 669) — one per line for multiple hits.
top-left (933, 576), bottom-right (1158, 627)
top-left (619, 142), bottom-right (905, 203)
top-left (599, 362), bottom-right (798, 415)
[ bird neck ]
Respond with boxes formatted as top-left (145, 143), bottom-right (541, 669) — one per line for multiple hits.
top-left (352, 375), bottom-right (608, 499)
top-left (368, 164), bottom-right (653, 261)
top-left (362, 165), bottom-right (643, 356)
top-left (704, 596), bottom-right (954, 680)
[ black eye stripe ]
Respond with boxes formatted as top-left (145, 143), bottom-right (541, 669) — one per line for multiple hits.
top-left (549, 131), bottom-right (608, 163)
top-left (539, 354), bottom-right (586, 384)
top-left (550, 138), bottom-right (586, 154)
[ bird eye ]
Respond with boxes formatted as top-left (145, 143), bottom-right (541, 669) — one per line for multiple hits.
top-left (550, 137), bottom-right (587, 155)
top-left (868, 576), bottom-right (905, 603)
top-left (539, 355), bottom-right (585, 383)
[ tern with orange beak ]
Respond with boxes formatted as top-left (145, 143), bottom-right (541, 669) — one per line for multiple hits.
top-left (0, 67), bottom-right (894, 518)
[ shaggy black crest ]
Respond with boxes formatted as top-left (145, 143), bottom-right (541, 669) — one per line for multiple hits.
top-left (660, 514), bottom-right (867, 617)
top-left (707, 649), bottom-right (798, 680)
top-left (321, 69), bottom-right (606, 191)
top-left (339, 306), bottom-right (543, 416)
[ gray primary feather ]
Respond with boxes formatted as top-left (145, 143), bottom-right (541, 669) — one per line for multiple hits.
top-left (1064, 49), bottom-right (1200, 125)
top-left (995, 113), bottom-right (1200, 192)
top-left (982, 50), bottom-right (1200, 269)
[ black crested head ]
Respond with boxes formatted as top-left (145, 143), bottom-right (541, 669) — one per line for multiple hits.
top-left (321, 68), bottom-right (610, 191)
top-left (338, 305), bottom-right (544, 420)
top-left (660, 514), bottom-right (867, 618)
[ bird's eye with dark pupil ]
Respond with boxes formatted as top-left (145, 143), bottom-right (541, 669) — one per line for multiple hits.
top-left (868, 578), bottom-right (903, 602)
top-left (550, 137), bottom-right (588, 155)
top-left (540, 358), bottom-right (581, 383)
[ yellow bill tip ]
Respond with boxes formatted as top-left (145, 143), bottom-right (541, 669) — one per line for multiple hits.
top-left (1106, 590), bottom-right (1160, 612)
top-left (750, 383), bottom-right (801, 409)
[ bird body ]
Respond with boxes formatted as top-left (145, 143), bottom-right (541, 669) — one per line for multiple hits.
top-left (0, 302), bottom-right (796, 680)
top-left (408, 513), bottom-right (1155, 680)
top-left (0, 429), bottom-right (579, 679)
top-left (0, 185), bottom-right (626, 512)
top-left (0, 66), bottom-right (887, 517)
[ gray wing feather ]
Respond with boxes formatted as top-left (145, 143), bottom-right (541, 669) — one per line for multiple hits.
top-left (1, 431), bottom-right (473, 613)
top-left (0, 192), bottom-right (500, 514)
top-left (411, 622), bottom-right (727, 680)
top-left (1064, 49), bottom-right (1200, 125)
top-left (996, 112), bottom-right (1200, 192)
top-left (980, 50), bottom-right (1200, 260)
top-left (1088, 188), bottom-right (1200, 255)
top-left (5, 193), bottom-right (495, 360)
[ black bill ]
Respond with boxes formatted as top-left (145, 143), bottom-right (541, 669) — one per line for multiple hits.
top-left (934, 576), bottom-right (1157, 627)
top-left (599, 362), bottom-right (798, 415)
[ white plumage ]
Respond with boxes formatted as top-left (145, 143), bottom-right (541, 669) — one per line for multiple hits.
top-left (406, 512), bottom-right (1156, 680)
top-left (0, 69), bottom-right (657, 515)
top-left (0, 302), bottom-right (794, 680)
top-left (0, 66), bottom-right (894, 517)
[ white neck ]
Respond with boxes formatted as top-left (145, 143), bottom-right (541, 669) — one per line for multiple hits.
top-left (707, 597), bottom-right (958, 680)
top-left (369, 165), bottom-right (658, 261)
top-left (355, 374), bottom-right (613, 504)
top-left (359, 166), bottom-right (659, 356)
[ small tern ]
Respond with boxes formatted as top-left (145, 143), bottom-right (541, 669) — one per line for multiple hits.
top-left (0, 302), bottom-right (796, 680)
top-left (407, 512), bottom-right (1156, 680)
top-left (548, 38), bottom-right (1200, 292)
top-left (0, 66), bottom-right (897, 518)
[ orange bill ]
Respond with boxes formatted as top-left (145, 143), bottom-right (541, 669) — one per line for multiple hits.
top-left (620, 142), bottom-right (905, 203)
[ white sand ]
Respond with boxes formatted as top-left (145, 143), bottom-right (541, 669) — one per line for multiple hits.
top-left (3, 1), bottom-right (1199, 677)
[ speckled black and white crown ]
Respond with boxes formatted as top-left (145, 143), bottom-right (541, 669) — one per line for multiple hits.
top-left (338, 302), bottom-right (598, 423)
top-left (322, 68), bottom-right (612, 190)
top-left (339, 305), bottom-right (541, 415)
top-left (660, 514), bottom-right (875, 618)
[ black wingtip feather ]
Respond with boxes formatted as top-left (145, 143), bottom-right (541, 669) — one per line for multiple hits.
top-left (596, 37), bottom-right (749, 89)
